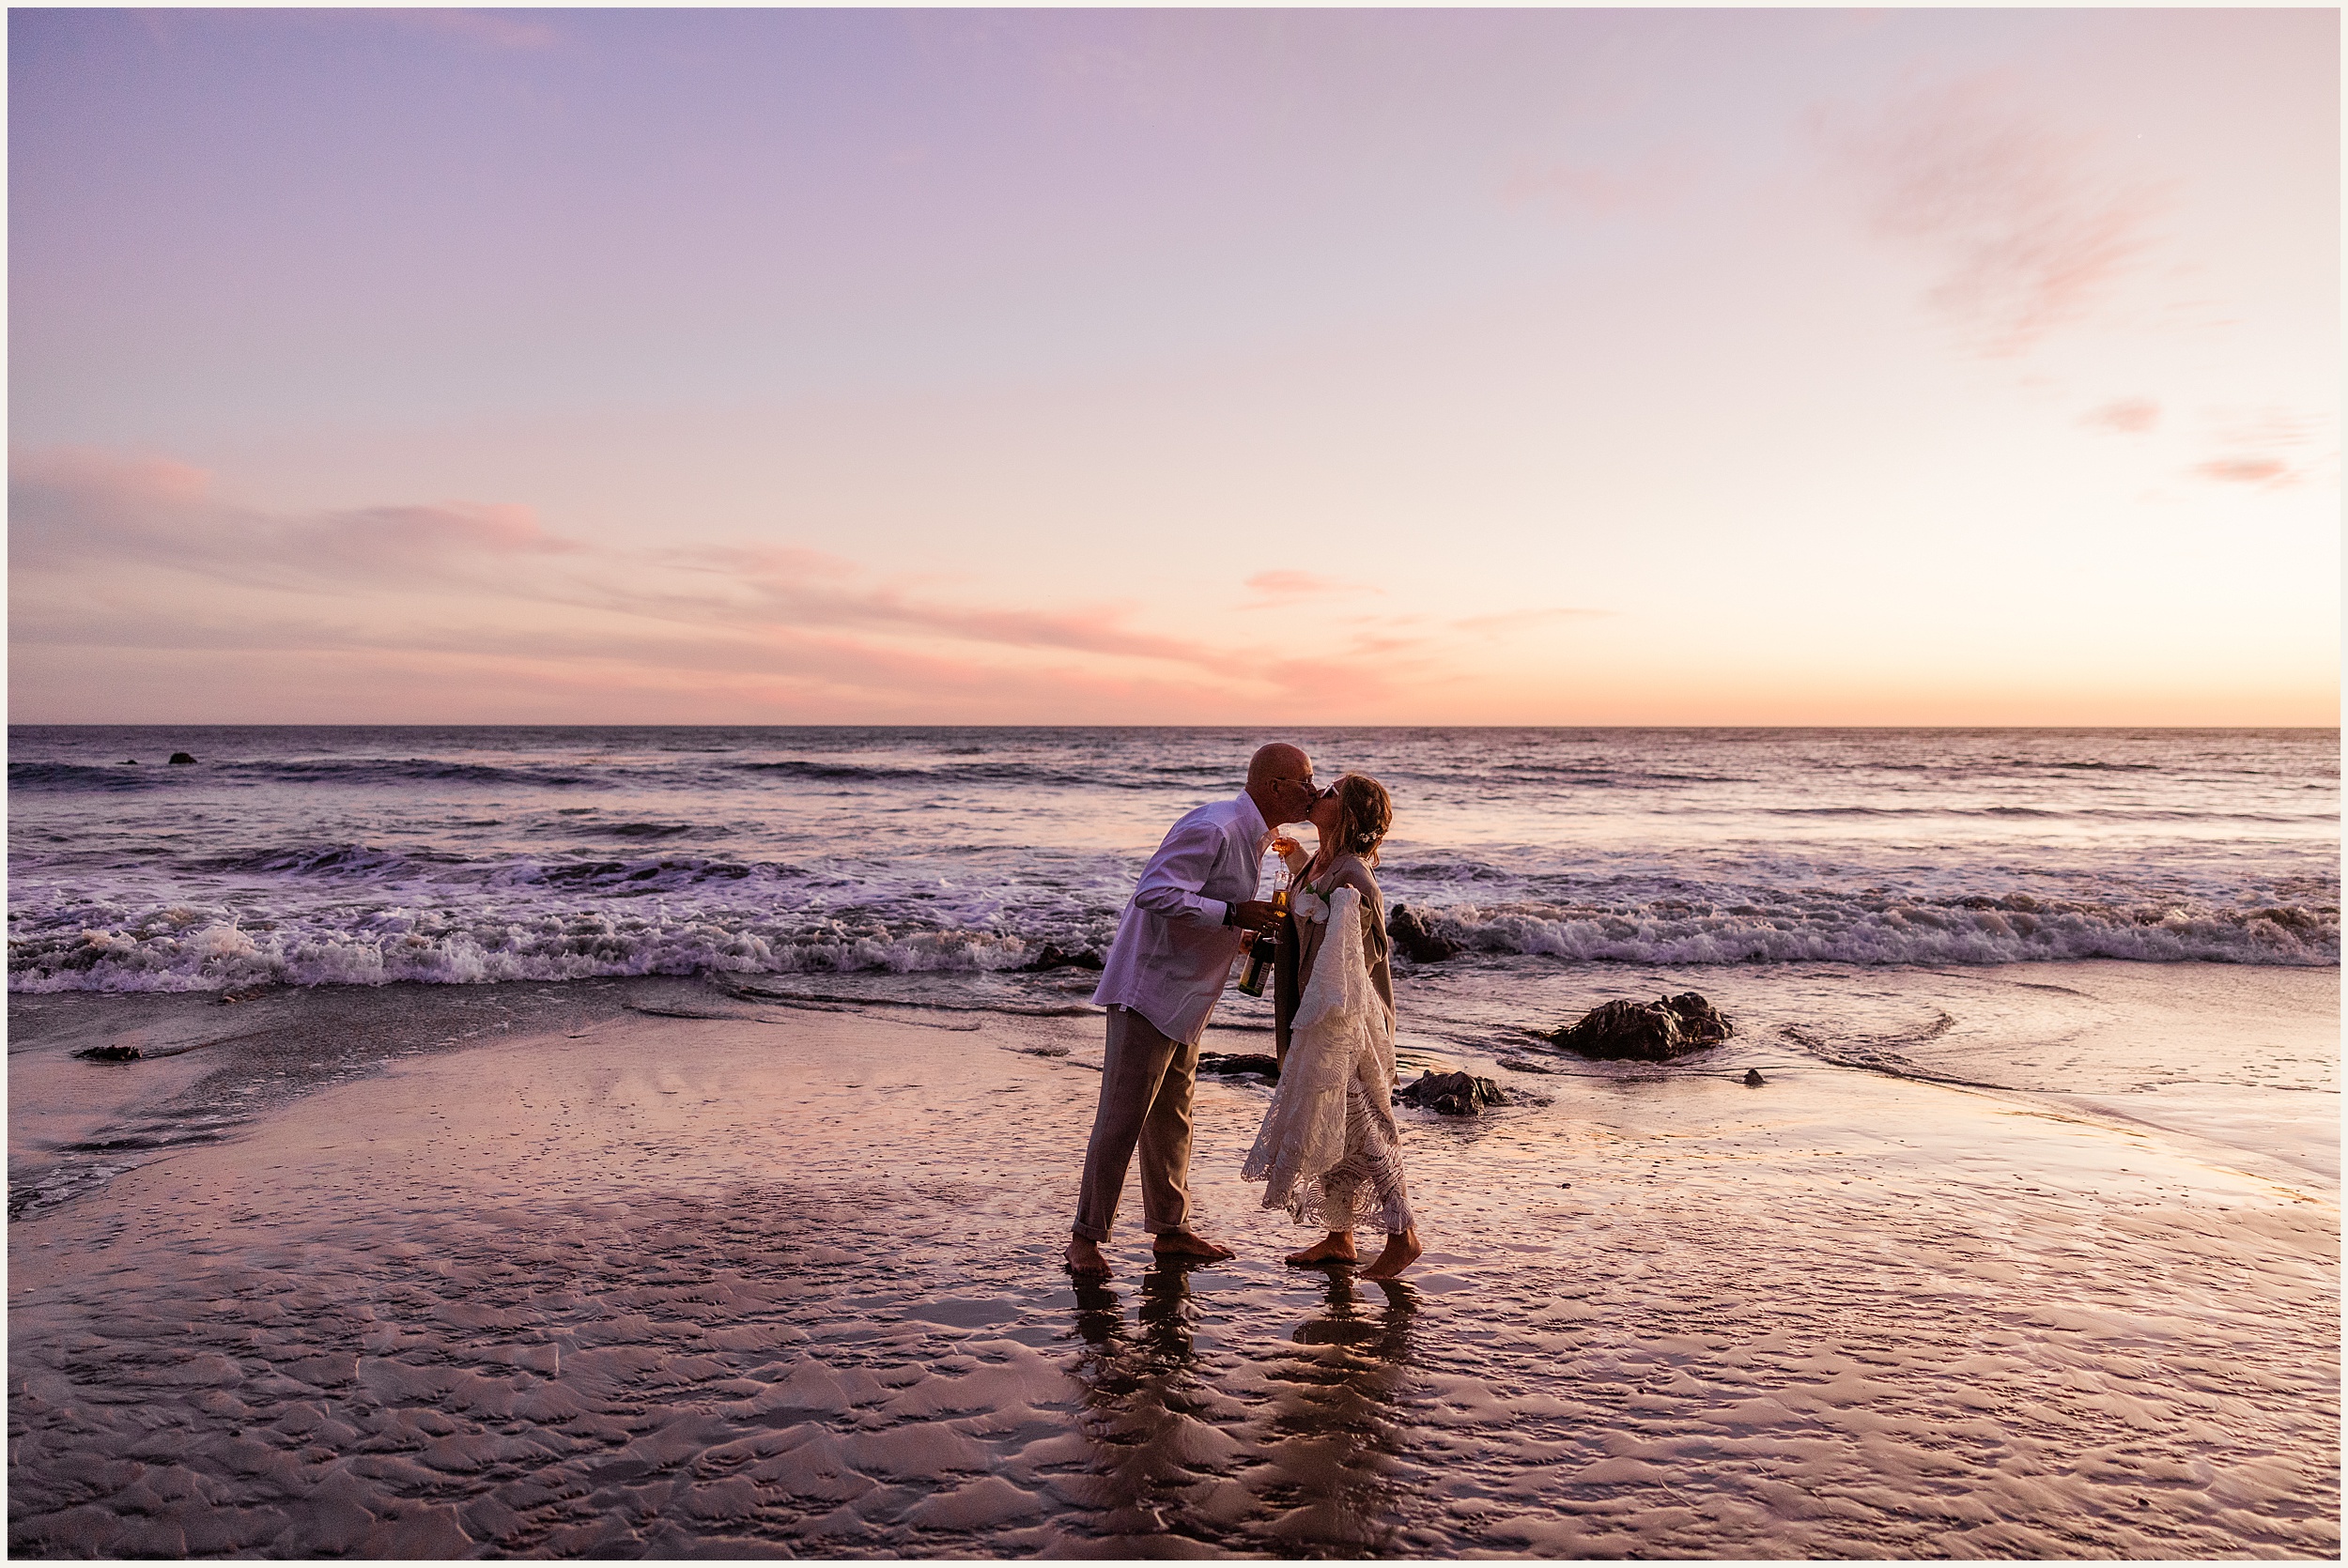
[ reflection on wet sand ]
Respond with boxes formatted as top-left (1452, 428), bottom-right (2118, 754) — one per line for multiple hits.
top-left (1257, 1273), bottom-right (1421, 1553)
top-left (1066, 1267), bottom-right (1194, 1539)
top-left (1065, 1262), bottom-right (1425, 1552)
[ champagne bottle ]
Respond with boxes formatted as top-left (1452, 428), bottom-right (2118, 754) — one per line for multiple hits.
top-left (1236, 884), bottom-right (1290, 997)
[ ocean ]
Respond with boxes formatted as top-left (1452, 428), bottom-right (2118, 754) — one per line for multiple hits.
top-left (10, 725), bottom-right (2336, 994)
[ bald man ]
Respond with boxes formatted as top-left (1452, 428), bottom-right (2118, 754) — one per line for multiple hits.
top-left (1066, 742), bottom-right (1320, 1279)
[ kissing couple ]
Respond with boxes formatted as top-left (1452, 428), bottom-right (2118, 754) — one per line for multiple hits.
top-left (1063, 742), bottom-right (1424, 1282)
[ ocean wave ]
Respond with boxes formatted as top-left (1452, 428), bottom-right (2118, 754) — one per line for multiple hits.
top-left (9, 758), bottom-right (615, 792)
top-left (9, 885), bottom-right (2333, 994)
top-left (210, 843), bottom-right (468, 878)
top-left (8, 761), bottom-right (185, 792)
top-left (733, 758), bottom-right (1187, 790)
top-left (1754, 805), bottom-right (2325, 823)
top-left (5, 913), bottom-right (1045, 994)
top-left (1405, 897), bottom-right (2338, 967)
top-left (224, 759), bottom-right (611, 789)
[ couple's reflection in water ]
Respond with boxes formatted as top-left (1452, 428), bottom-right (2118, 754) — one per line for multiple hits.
top-left (1067, 1258), bottom-right (1421, 1553)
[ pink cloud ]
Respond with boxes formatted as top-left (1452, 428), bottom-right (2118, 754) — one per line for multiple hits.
top-left (2193, 456), bottom-right (2292, 486)
top-left (9, 448), bottom-right (1631, 721)
top-left (1243, 569), bottom-right (1380, 607)
top-left (9, 450), bottom-right (577, 588)
top-left (2080, 398), bottom-right (2159, 435)
top-left (1820, 76), bottom-right (2167, 356)
top-left (8, 448), bottom-right (1320, 714)
top-left (2187, 407), bottom-right (2322, 488)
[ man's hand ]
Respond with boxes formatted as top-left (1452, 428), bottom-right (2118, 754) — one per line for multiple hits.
top-left (1230, 899), bottom-right (1282, 932)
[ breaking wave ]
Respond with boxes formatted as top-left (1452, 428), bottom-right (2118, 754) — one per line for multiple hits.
top-left (1407, 896), bottom-right (2337, 967)
top-left (9, 888), bottom-right (2332, 993)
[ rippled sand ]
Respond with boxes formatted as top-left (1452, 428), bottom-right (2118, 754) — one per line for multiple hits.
top-left (8, 980), bottom-right (2338, 1558)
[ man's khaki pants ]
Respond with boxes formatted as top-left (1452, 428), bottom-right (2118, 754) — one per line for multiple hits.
top-left (1072, 1006), bottom-right (1197, 1242)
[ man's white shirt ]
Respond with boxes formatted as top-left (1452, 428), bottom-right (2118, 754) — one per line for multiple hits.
top-left (1091, 792), bottom-right (1273, 1045)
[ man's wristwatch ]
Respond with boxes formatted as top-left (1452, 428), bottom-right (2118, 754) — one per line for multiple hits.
top-left (1222, 902), bottom-right (1238, 927)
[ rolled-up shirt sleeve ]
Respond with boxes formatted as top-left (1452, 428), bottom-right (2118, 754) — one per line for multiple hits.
top-left (1132, 816), bottom-right (1237, 928)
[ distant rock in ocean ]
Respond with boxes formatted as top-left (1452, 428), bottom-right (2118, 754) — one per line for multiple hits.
top-left (1386, 903), bottom-right (1461, 962)
top-left (1550, 992), bottom-right (1734, 1061)
top-left (1019, 943), bottom-right (1103, 974)
top-left (168, 752), bottom-right (197, 764)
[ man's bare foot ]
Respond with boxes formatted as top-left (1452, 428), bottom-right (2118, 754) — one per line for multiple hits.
top-left (1286, 1233), bottom-right (1358, 1267)
top-left (1151, 1229), bottom-right (1235, 1262)
top-left (1361, 1228), bottom-right (1423, 1279)
top-left (1066, 1236), bottom-right (1112, 1279)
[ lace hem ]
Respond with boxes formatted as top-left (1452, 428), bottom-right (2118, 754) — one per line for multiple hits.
top-left (1261, 1083), bottom-right (1413, 1234)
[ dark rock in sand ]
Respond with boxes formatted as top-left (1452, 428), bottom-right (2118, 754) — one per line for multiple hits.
top-left (1397, 1069), bottom-right (1506, 1115)
top-left (1386, 904), bottom-right (1462, 962)
top-left (75, 1044), bottom-right (144, 1063)
top-left (1550, 992), bottom-right (1734, 1062)
top-left (1743, 1068), bottom-right (1766, 1086)
top-left (1019, 943), bottom-right (1104, 974)
top-left (169, 752), bottom-right (197, 765)
top-left (1197, 1052), bottom-right (1280, 1082)
top-left (1495, 1055), bottom-right (1561, 1075)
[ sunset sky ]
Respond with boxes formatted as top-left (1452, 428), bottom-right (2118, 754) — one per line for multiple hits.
top-left (9, 8), bottom-right (2338, 726)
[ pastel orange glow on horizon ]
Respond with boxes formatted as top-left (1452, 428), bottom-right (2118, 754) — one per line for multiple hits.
top-left (8, 9), bottom-right (2337, 726)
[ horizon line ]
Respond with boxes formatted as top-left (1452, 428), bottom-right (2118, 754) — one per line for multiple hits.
top-left (9, 721), bottom-right (2340, 733)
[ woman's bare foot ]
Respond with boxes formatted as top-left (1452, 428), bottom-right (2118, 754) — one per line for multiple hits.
top-left (1361, 1228), bottom-right (1422, 1279)
top-left (1066, 1236), bottom-right (1112, 1279)
top-left (1286, 1232), bottom-right (1358, 1267)
top-left (1151, 1229), bottom-right (1235, 1262)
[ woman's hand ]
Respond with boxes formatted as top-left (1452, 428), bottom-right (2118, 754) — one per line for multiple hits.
top-left (1269, 835), bottom-right (1303, 858)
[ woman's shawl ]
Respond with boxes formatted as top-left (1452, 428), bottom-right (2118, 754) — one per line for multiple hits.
top-left (1271, 853), bottom-right (1394, 1065)
top-left (1241, 885), bottom-right (1397, 1221)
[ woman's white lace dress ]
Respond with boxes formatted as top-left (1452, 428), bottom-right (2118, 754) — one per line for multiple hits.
top-left (1240, 885), bottom-right (1414, 1234)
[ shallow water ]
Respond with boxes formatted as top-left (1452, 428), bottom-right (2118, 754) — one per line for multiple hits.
top-left (8, 977), bottom-right (2337, 1559)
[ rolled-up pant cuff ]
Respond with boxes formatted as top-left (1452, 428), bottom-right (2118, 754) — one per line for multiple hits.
top-left (1071, 1221), bottom-right (1111, 1243)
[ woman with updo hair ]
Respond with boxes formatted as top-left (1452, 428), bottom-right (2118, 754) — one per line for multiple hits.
top-left (1241, 772), bottom-right (1422, 1279)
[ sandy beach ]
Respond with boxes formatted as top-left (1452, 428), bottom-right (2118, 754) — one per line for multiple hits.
top-left (8, 968), bottom-right (2337, 1558)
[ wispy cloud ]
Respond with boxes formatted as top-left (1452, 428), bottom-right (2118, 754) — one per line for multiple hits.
top-left (2190, 407), bottom-right (2322, 489)
top-left (11, 449), bottom-right (1463, 717)
top-left (2079, 398), bottom-right (2159, 435)
top-left (9, 448), bottom-right (582, 592)
top-left (9, 450), bottom-right (1635, 720)
top-left (2193, 457), bottom-right (2291, 486)
top-left (1819, 76), bottom-right (2167, 356)
top-left (1243, 569), bottom-right (1381, 607)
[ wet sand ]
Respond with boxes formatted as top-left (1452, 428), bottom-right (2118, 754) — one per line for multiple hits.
top-left (8, 978), bottom-right (2339, 1558)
